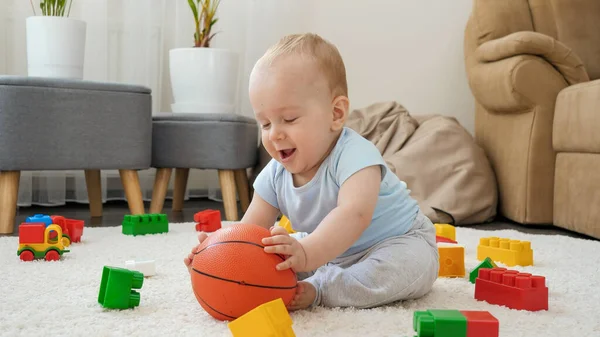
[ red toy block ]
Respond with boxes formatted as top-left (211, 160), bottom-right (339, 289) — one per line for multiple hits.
top-left (474, 267), bottom-right (548, 311)
top-left (436, 235), bottom-right (457, 244)
top-left (194, 209), bottom-right (222, 232)
top-left (19, 223), bottom-right (45, 243)
top-left (460, 310), bottom-right (499, 337)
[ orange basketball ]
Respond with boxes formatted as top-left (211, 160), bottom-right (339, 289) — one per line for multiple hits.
top-left (190, 223), bottom-right (298, 321)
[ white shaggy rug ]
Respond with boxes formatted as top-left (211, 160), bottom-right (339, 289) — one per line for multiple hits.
top-left (1, 221), bottom-right (600, 337)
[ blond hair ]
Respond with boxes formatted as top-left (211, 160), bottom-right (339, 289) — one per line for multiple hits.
top-left (258, 33), bottom-right (348, 97)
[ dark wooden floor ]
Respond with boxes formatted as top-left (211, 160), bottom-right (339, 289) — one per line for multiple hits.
top-left (1, 197), bottom-right (596, 240)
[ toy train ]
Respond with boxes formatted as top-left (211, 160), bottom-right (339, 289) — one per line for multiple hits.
top-left (17, 214), bottom-right (84, 261)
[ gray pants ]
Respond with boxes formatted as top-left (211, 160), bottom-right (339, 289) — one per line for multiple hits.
top-left (295, 210), bottom-right (439, 308)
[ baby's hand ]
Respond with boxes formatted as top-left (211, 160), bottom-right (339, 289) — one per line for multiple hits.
top-left (184, 232), bottom-right (209, 273)
top-left (262, 226), bottom-right (308, 272)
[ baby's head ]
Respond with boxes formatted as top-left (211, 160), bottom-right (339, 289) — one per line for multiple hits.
top-left (249, 33), bottom-right (349, 180)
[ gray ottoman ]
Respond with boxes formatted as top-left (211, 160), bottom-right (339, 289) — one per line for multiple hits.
top-left (0, 75), bottom-right (152, 234)
top-left (149, 113), bottom-right (259, 221)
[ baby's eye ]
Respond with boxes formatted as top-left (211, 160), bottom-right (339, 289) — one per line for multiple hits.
top-left (261, 123), bottom-right (271, 129)
top-left (284, 117), bottom-right (298, 123)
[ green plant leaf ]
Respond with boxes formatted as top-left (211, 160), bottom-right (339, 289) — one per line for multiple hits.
top-left (48, 0), bottom-right (55, 16)
top-left (187, 0), bottom-right (198, 21)
top-left (58, 0), bottom-right (65, 16)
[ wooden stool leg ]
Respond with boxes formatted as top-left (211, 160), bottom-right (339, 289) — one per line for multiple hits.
top-left (119, 169), bottom-right (145, 215)
top-left (0, 171), bottom-right (20, 234)
top-left (149, 168), bottom-right (172, 213)
top-left (234, 169), bottom-right (250, 213)
top-left (219, 169), bottom-right (238, 221)
top-left (85, 169), bottom-right (103, 217)
top-left (172, 168), bottom-right (189, 212)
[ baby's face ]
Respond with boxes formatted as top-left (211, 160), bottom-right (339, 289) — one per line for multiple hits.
top-left (250, 55), bottom-right (340, 181)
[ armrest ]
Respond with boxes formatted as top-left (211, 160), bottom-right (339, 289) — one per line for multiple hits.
top-left (476, 31), bottom-right (589, 85)
top-left (467, 54), bottom-right (571, 113)
top-left (553, 79), bottom-right (600, 153)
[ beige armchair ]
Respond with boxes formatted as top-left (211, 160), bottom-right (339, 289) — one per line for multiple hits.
top-left (464, 0), bottom-right (600, 238)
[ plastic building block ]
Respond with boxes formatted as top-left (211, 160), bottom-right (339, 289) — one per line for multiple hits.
top-left (17, 223), bottom-right (70, 261)
top-left (26, 214), bottom-right (52, 226)
top-left (436, 235), bottom-right (457, 244)
top-left (469, 257), bottom-right (497, 283)
top-left (460, 311), bottom-right (499, 337)
top-left (413, 309), bottom-right (498, 337)
top-left (51, 215), bottom-right (85, 243)
top-left (279, 215), bottom-right (295, 234)
top-left (98, 266), bottom-right (144, 309)
top-left (413, 309), bottom-right (466, 337)
top-left (477, 237), bottom-right (533, 267)
top-left (434, 223), bottom-right (455, 241)
top-left (122, 213), bottom-right (168, 236)
top-left (228, 298), bottom-right (295, 337)
top-left (194, 209), bottom-right (221, 232)
top-left (438, 244), bottom-right (465, 277)
top-left (474, 267), bottom-right (548, 311)
top-left (125, 259), bottom-right (156, 277)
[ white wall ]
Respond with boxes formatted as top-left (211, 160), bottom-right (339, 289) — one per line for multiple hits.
top-left (231, 0), bottom-right (477, 134)
top-left (311, 0), bottom-right (476, 133)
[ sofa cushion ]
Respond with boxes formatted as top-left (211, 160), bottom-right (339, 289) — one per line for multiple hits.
top-left (472, 0), bottom-right (533, 44)
top-left (553, 79), bottom-right (600, 153)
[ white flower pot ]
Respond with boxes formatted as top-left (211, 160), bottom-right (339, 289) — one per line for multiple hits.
top-left (26, 16), bottom-right (87, 79)
top-left (169, 48), bottom-right (240, 114)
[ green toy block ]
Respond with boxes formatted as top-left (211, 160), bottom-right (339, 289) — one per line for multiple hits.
top-left (98, 266), bottom-right (144, 309)
top-left (122, 213), bottom-right (168, 236)
top-left (469, 257), bottom-right (497, 283)
top-left (413, 309), bottom-right (467, 337)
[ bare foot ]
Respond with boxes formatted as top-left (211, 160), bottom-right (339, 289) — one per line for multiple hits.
top-left (184, 232), bottom-right (209, 273)
top-left (287, 281), bottom-right (316, 311)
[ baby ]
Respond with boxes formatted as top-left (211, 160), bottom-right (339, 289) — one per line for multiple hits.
top-left (184, 33), bottom-right (439, 311)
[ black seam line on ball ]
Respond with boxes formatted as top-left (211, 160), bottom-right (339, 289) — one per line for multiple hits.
top-left (193, 240), bottom-right (287, 261)
top-left (197, 296), bottom-right (237, 320)
top-left (191, 267), bottom-right (298, 290)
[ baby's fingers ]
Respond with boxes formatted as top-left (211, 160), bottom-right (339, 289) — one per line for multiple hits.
top-left (262, 234), bottom-right (292, 246)
top-left (198, 232), bottom-right (208, 243)
top-left (264, 244), bottom-right (294, 255)
top-left (270, 226), bottom-right (289, 236)
top-left (275, 256), bottom-right (296, 271)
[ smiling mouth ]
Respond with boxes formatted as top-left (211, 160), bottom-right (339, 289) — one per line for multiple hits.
top-left (279, 148), bottom-right (296, 160)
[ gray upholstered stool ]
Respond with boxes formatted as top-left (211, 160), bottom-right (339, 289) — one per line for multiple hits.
top-left (0, 75), bottom-right (152, 234)
top-left (149, 113), bottom-right (259, 221)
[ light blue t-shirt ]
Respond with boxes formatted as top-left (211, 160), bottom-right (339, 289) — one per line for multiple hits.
top-left (253, 127), bottom-right (420, 257)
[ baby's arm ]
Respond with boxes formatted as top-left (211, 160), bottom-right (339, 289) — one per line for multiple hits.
top-left (239, 191), bottom-right (280, 230)
top-left (299, 165), bottom-right (381, 271)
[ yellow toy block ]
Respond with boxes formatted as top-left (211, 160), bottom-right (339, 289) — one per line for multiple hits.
top-left (438, 244), bottom-right (465, 277)
top-left (279, 215), bottom-right (295, 234)
top-left (434, 223), bottom-right (455, 241)
top-left (228, 298), bottom-right (295, 337)
top-left (477, 236), bottom-right (533, 267)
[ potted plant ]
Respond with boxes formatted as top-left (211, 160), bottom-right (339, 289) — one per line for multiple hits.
top-left (26, 0), bottom-right (87, 79)
top-left (169, 0), bottom-right (240, 114)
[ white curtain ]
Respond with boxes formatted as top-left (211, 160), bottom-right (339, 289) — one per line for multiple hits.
top-left (0, 0), bottom-right (311, 207)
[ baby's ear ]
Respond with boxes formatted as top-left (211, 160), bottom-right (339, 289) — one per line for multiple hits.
top-left (331, 95), bottom-right (349, 131)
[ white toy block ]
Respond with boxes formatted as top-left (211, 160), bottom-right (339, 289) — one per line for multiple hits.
top-left (125, 259), bottom-right (156, 277)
